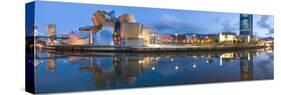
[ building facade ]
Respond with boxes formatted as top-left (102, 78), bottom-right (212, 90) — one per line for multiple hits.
top-left (240, 14), bottom-right (253, 35)
top-left (239, 14), bottom-right (254, 43)
top-left (219, 32), bottom-right (238, 42)
top-left (120, 22), bottom-right (144, 47)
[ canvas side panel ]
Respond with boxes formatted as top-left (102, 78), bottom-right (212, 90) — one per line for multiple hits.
top-left (25, 1), bottom-right (35, 94)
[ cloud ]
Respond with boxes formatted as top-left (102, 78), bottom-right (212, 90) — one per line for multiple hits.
top-left (266, 28), bottom-right (274, 35)
top-left (221, 19), bottom-right (239, 32)
top-left (212, 16), bottom-right (221, 24)
top-left (256, 16), bottom-right (274, 35)
top-left (257, 16), bottom-right (272, 28)
top-left (212, 16), bottom-right (239, 32)
top-left (151, 14), bottom-right (207, 34)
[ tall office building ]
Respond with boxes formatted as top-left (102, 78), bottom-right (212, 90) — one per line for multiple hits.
top-left (240, 14), bottom-right (253, 35)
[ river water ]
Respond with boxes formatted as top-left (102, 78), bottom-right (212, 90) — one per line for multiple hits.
top-left (33, 48), bottom-right (273, 93)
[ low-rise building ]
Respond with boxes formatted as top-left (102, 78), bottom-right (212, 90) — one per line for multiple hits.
top-left (219, 32), bottom-right (238, 42)
top-left (258, 37), bottom-right (273, 46)
top-left (159, 34), bottom-right (173, 44)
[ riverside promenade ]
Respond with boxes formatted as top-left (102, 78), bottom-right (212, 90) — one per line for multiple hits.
top-left (43, 44), bottom-right (267, 52)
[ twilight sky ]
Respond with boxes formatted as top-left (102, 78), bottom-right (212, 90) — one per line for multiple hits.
top-left (34, 1), bottom-right (274, 39)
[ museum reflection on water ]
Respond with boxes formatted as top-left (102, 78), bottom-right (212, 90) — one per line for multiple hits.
top-left (34, 47), bottom-right (273, 89)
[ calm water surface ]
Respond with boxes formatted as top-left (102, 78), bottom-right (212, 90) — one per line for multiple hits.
top-left (33, 48), bottom-right (273, 93)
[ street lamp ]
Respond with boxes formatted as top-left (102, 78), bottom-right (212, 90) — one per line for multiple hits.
top-left (175, 33), bottom-right (178, 45)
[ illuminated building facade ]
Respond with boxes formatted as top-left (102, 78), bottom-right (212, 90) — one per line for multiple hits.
top-left (159, 34), bottom-right (173, 44)
top-left (239, 14), bottom-right (254, 42)
top-left (142, 27), bottom-right (154, 45)
top-left (240, 14), bottom-right (253, 35)
top-left (219, 32), bottom-right (238, 42)
top-left (120, 22), bottom-right (144, 47)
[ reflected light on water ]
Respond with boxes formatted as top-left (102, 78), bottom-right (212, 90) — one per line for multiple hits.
top-left (32, 48), bottom-right (273, 93)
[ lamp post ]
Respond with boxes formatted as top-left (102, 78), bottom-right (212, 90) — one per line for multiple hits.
top-left (175, 33), bottom-right (178, 45)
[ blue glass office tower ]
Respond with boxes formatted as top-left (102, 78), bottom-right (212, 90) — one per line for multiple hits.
top-left (240, 14), bottom-right (253, 35)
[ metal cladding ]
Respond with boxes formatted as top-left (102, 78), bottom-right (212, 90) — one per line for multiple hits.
top-left (125, 38), bottom-right (145, 47)
top-left (119, 14), bottom-right (136, 23)
top-left (80, 10), bottom-right (145, 47)
top-left (47, 24), bottom-right (56, 36)
top-left (47, 24), bottom-right (57, 41)
top-left (120, 22), bottom-right (143, 39)
top-left (91, 10), bottom-right (107, 26)
top-left (142, 27), bottom-right (154, 45)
